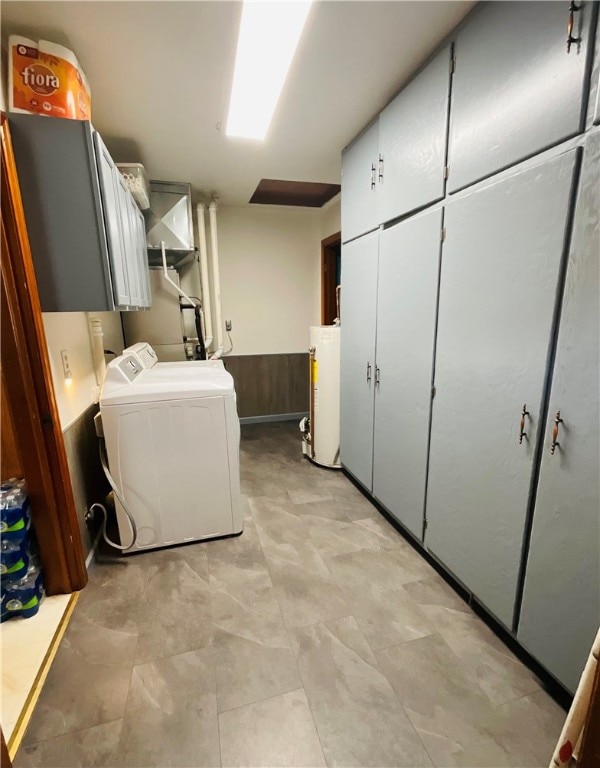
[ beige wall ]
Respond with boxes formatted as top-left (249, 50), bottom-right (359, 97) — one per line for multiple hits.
top-left (43, 311), bottom-right (124, 430)
top-left (182, 205), bottom-right (323, 356)
top-left (181, 200), bottom-right (342, 357)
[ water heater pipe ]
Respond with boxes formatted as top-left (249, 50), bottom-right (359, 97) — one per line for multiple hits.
top-left (208, 199), bottom-right (224, 358)
top-left (89, 316), bottom-right (107, 400)
top-left (196, 203), bottom-right (213, 351)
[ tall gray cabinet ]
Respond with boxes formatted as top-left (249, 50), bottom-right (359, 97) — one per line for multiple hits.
top-left (518, 133), bottom-right (600, 694)
top-left (426, 150), bottom-right (579, 629)
top-left (340, 0), bottom-right (599, 695)
top-left (339, 230), bottom-right (378, 490)
top-left (372, 209), bottom-right (442, 540)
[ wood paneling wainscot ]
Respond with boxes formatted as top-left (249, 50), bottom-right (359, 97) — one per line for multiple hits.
top-left (223, 354), bottom-right (309, 419)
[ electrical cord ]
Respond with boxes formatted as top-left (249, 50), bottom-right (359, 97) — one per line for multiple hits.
top-left (91, 439), bottom-right (138, 551)
top-left (224, 331), bottom-right (234, 355)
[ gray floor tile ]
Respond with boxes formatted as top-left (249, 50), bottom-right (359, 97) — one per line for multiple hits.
top-left (77, 554), bottom-right (148, 633)
top-left (290, 616), bottom-right (432, 767)
top-left (300, 510), bottom-right (402, 558)
top-left (134, 547), bottom-right (213, 664)
top-left (376, 633), bottom-right (514, 766)
top-left (219, 689), bottom-right (326, 768)
top-left (15, 720), bottom-right (122, 768)
top-left (214, 611), bottom-right (302, 712)
top-left (115, 647), bottom-right (220, 767)
top-left (262, 539), bottom-right (350, 628)
top-left (404, 578), bottom-right (542, 707)
top-left (326, 548), bottom-right (435, 649)
top-left (488, 690), bottom-right (565, 767)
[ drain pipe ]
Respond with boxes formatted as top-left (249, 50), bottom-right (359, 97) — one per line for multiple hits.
top-left (89, 316), bottom-right (107, 401)
top-left (196, 203), bottom-right (213, 352)
top-left (208, 199), bottom-right (224, 358)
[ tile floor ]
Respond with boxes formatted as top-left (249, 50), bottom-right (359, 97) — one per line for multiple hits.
top-left (14, 422), bottom-right (565, 767)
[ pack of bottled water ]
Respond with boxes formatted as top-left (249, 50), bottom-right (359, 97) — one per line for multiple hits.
top-left (1, 478), bottom-right (44, 621)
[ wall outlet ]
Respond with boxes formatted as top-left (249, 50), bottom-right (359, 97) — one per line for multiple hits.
top-left (60, 349), bottom-right (72, 381)
top-left (225, 320), bottom-right (232, 331)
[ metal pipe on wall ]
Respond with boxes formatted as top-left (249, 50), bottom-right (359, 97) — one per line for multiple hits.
top-left (196, 203), bottom-right (213, 351)
top-left (208, 199), bottom-right (224, 358)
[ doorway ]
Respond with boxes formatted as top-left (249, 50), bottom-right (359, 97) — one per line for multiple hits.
top-left (321, 231), bottom-right (341, 325)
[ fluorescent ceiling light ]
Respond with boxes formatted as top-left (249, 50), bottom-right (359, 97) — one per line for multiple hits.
top-left (227, 0), bottom-right (313, 140)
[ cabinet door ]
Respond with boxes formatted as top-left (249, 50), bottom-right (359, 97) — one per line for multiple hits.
top-left (373, 208), bottom-right (442, 539)
top-left (378, 46), bottom-right (451, 223)
top-left (340, 230), bottom-right (378, 490)
top-left (448, 2), bottom-right (593, 192)
top-left (518, 134), bottom-right (600, 694)
top-left (117, 178), bottom-right (141, 308)
top-left (341, 120), bottom-right (379, 244)
top-left (94, 133), bottom-right (130, 307)
top-left (426, 149), bottom-right (579, 628)
top-left (136, 208), bottom-right (151, 308)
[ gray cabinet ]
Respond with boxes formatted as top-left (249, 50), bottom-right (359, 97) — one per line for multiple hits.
top-left (341, 121), bottom-right (379, 243)
top-left (9, 113), bottom-right (150, 312)
top-left (518, 133), bottom-right (600, 694)
top-left (372, 209), bottom-right (442, 539)
top-left (448, 2), bottom-right (594, 192)
top-left (340, 230), bottom-right (379, 489)
top-left (425, 149), bottom-right (579, 628)
top-left (378, 46), bottom-right (452, 223)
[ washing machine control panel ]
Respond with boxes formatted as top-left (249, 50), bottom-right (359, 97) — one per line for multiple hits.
top-left (104, 354), bottom-right (144, 386)
top-left (123, 342), bottom-right (158, 370)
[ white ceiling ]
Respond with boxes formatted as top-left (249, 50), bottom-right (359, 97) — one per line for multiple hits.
top-left (2, 1), bottom-right (475, 205)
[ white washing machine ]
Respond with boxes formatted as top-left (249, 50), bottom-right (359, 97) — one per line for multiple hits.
top-left (99, 345), bottom-right (243, 552)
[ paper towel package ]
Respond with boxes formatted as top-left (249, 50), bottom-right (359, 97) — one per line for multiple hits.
top-left (9, 35), bottom-right (91, 120)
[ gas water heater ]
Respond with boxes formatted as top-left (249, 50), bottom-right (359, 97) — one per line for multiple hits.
top-left (301, 325), bottom-right (341, 469)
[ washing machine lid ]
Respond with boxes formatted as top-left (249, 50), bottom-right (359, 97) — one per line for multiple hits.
top-left (101, 353), bottom-right (235, 405)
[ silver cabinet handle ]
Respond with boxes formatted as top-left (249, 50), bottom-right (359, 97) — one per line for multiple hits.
top-left (370, 164), bottom-right (376, 190)
top-left (366, 362), bottom-right (372, 383)
top-left (375, 366), bottom-right (380, 388)
top-left (378, 154), bottom-right (384, 182)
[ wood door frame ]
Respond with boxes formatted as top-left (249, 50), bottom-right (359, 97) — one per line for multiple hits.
top-left (321, 231), bottom-right (341, 325)
top-left (1, 114), bottom-right (87, 594)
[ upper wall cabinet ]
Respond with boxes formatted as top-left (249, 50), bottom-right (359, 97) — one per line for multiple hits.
top-left (448, 1), bottom-right (595, 193)
top-left (341, 120), bottom-right (379, 244)
top-left (378, 46), bottom-right (452, 224)
top-left (9, 114), bottom-right (150, 312)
